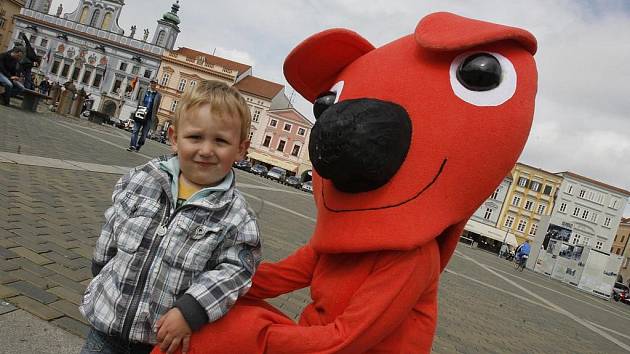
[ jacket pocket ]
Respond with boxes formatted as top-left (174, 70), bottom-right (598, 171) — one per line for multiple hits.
top-left (116, 194), bottom-right (162, 253)
top-left (163, 217), bottom-right (224, 272)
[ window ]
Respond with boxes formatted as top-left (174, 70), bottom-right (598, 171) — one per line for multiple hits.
top-left (595, 241), bottom-right (603, 250)
top-left (262, 135), bottom-right (271, 147)
top-left (616, 248), bottom-right (621, 255)
top-left (144, 70), bottom-right (152, 79)
top-left (248, 131), bottom-right (254, 140)
top-left (572, 234), bottom-right (581, 245)
top-left (190, 80), bottom-right (196, 88)
top-left (504, 215), bottom-right (515, 228)
top-left (119, 62), bottom-right (128, 71)
top-left (283, 123), bottom-right (292, 132)
top-left (132, 66), bottom-right (140, 75)
top-left (112, 79), bottom-right (122, 94)
top-left (524, 200), bottom-right (534, 211)
top-left (60, 63), bottom-right (71, 77)
top-left (92, 72), bottom-right (103, 87)
top-left (517, 219), bottom-right (527, 233)
top-left (518, 177), bottom-right (528, 187)
top-left (581, 209), bottom-right (589, 220)
top-left (297, 127), bottom-right (306, 136)
top-left (81, 70), bottom-right (92, 85)
top-left (567, 185), bottom-right (574, 195)
top-left (51, 60), bottom-right (61, 74)
top-left (529, 223), bottom-right (538, 236)
top-left (610, 199), bottom-right (619, 209)
top-left (269, 119), bottom-right (278, 127)
top-left (170, 100), bottom-right (179, 112)
top-left (29, 35), bottom-right (37, 43)
top-left (89, 10), bottom-right (101, 27)
top-left (178, 78), bottom-right (187, 92)
top-left (511, 195), bottom-right (521, 207)
top-left (483, 208), bottom-right (492, 220)
top-left (604, 217), bottom-right (612, 227)
top-left (160, 72), bottom-right (170, 86)
top-left (277, 140), bottom-right (286, 152)
top-left (578, 189), bottom-right (586, 198)
top-left (157, 30), bottom-right (166, 47)
top-left (291, 144), bottom-right (301, 157)
top-left (572, 207), bottom-right (581, 217)
top-left (559, 202), bottom-right (567, 213)
top-left (71, 67), bottom-right (81, 81)
top-left (530, 181), bottom-right (541, 192)
top-left (252, 109), bottom-right (260, 123)
top-left (536, 204), bottom-right (546, 214)
top-left (40, 38), bottom-right (48, 47)
top-left (621, 235), bottom-right (626, 243)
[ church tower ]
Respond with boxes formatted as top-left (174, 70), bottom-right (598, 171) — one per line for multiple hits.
top-left (152, 0), bottom-right (181, 50)
top-left (64, 0), bottom-right (125, 34)
top-left (24, 0), bottom-right (51, 13)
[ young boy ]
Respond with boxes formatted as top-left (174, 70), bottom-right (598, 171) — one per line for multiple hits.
top-left (80, 80), bottom-right (261, 354)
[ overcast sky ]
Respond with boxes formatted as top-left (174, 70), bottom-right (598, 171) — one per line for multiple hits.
top-left (51, 0), bottom-right (630, 216)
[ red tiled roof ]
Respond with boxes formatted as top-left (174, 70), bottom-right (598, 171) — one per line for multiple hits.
top-left (556, 171), bottom-right (630, 196)
top-left (172, 47), bottom-right (251, 74)
top-left (234, 76), bottom-right (284, 100)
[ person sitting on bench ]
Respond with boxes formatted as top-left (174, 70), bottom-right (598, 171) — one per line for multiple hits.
top-left (0, 46), bottom-right (25, 106)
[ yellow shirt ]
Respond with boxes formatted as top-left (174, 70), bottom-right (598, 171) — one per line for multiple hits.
top-left (176, 175), bottom-right (201, 209)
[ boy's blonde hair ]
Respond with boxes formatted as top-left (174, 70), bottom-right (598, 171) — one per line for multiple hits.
top-left (173, 80), bottom-right (252, 141)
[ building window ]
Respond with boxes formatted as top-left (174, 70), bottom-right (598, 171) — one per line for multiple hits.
top-left (517, 219), bottom-right (527, 233)
top-left (112, 79), bottom-right (122, 94)
top-left (119, 62), bottom-right (128, 71)
top-left (621, 235), bottom-right (626, 243)
top-left (178, 78), bottom-right (187, 92)
top-left (157, 30), bottom-right (166, 47)
top-left (529, 223), bottom-right (538, 236)
top-left (60, 63), bottom-right (71, 77)
top-left (51, 60), bottom-right (61, 74)
top-left (248, 131), bottom-right (254, 140)
top-left (92, 72), bottom-right (103, 87)
top-left (578, 189), bottom-right (586, 198)
top-left (572, 207), bottom-right (581, 217)
top-left (595, 241), bottom-right (603, 250)
top-left (277, 140), bottom-right (286, 152)
top-left (40, 38), bottom-right (48, 47)
top-left (511, 195), bottom-right (521, 207)
top-left (252, 109), bottom-right (261, 123)
top-left (483, 208), bottom-right (492, 220)
top-left (604, 217), bottom-right (612, 228)
top-left (559, 203), bottom-right (567, 213)
top-left (616, 248), bottom-right (621, 255)
top-left (132, 66), bottom-right (140, 75)
top-left (536, 204), bottom-right (546, 214)
top-left (581, 209), bottom-right (589, 220)
top-left (297, 127), bottom-right (306, 136)
top-left (89, 9), bottom-right (101, 27)
top-left (283, 123), bottom-right (292, 132)
top-left (144, 70), bottom-right (152, 79)
top-left (190, 80), bottom-right (196, 88)
top-left (170, 100), bottom-right (179, 112)
top-left (491, 188), bottom-right (500, 200)
top-left (160, 72), bottom-right (170, 86)
top-left (518, 177), bottom-right (528, 187)
top-left (609, 199), bottom-right (619, 209)
top-left (262, 135), bottom-right (271, 147)
top-left (567, 185), bottom-right (574, 195)
top-left (291, 144), bottom-right (301, 157)
top-left (269, 119), bottom-right (277, 127)
top-left (81, 70), bottom-right (92, 85)
top-left (530, 181), bottom-right (541, 192)
top-left (572, 234), bottom-right (581, 245)
top-left (524, 200), bottom-right (534, 211)
top-left (504, 215), bottom-right (515, 228)
top-left (71, 67), bottom-right (81, 81)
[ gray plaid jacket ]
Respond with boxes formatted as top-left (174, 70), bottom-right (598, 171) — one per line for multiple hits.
top-left (79, 156), bottom-right (261, 344)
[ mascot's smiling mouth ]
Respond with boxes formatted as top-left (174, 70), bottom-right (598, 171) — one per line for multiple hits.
top-left (322, 158), bottom-right (448, 212)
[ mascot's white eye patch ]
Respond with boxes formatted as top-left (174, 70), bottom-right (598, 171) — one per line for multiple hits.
top-left (330, 81), bottom-right (344, 103)
top-left (449, 51), bottom-right (516, 106)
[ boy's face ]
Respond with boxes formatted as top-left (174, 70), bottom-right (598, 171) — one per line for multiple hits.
top-left (169, 104), bottom-right (249, 189)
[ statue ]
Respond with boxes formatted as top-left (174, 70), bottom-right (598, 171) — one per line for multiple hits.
top-left (130, 25), bottom-right (137, 38)
top-left (56, 4), bottom-right (63, 17)
top-left (143, 29), bottom-right (149, 42)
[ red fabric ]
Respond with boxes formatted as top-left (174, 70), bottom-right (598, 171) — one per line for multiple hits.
top-left (152, 12), bottom-right (537, 354)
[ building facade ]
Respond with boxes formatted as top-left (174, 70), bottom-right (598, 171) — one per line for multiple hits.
top-left (615, 218), bottom-right (630, 286)
top-left (12, 0), bottom-right (180, 121)
top-left (497, 163), bottom-right (563, 244)
top-left (0, 0), bottom-right (25, 51)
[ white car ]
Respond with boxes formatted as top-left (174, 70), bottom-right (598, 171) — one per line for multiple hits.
top-left (301, 180), bottom-right (313, 193)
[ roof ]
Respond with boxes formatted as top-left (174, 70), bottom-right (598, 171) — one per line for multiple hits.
top-left (268, 108), bottom-right (312, 127)
top-left (234, 75), bottom-right (284, 100)
top-left (172, 47), bottom-right (251, 74)
top-left (556, 171), bottom-right (630, 196)
top-left (515, 162), bottom-right (560, 179)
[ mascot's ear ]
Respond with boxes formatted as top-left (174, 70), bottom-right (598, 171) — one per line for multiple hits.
top-left (415, 12), bottom-right (537, 54)
top-left (284, 29), bottom-right (375, 103)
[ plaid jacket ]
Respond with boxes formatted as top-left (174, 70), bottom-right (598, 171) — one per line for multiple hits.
top-left (79, 156), bottom-right (261, 344)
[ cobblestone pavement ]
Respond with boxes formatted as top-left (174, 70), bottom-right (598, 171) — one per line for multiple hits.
top-left (1, 105), bottom-right (630, 353)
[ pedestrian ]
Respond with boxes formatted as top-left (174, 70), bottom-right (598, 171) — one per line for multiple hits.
top-left (0, 46), bottom-right (26, 106)
top-left (499, 243), bottom-right (508, 258)
top-left (38, 77), bottom-right (50, 95)
top-left (79, 80), bottom-right (261, 354)
top-left (18, 33), bottom-right (41, 90)
top-left (128, 79), bottom-right (162, 152)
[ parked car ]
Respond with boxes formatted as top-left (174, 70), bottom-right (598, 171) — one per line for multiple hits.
top-left (266, 167), bottom-right (287, 183)
top-left (250, 164), bottom-right (268, 176)
top-left (234, 159), bottom-right (252, 171)
top-left (301, 180), bottom-right (313, 193)
top-left (285, 176), bottom-right (301, 188)
top-left (612, 282), bottom-right (630, 304)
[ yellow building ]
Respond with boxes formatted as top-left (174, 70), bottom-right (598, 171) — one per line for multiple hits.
top-left (613, 218), bottom-right (630, 286)
top-left (0, 0), bottom-right (25, 51)
top-left (497, 162), bottom-right (563, 244)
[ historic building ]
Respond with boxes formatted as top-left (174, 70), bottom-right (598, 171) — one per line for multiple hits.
top-left (0, 0), bottom-right (25, 51)
top-left (614, 218), bottom-right (630, 286)
top-left (247, 108), bottom-right (313, 177)
top-left (497, 163), bottom-right (563, 244)
top-left (12, 0), bottom-right (181, 121)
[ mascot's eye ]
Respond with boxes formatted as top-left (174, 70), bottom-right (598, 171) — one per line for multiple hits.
top-left (456, 53), bottom-right (501, 91)
top-left (449, 51), bottom-right (517, 107)
top-left (313, 91), bottom-right (336, 119)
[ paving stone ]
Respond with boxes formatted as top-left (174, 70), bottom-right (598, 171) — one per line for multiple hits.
top-left (7, 295), bottom-right (63, 320)
top-left (0, 259), bottom-right (20, 272)
top-left (7, 280), bottom-right (59, 304)
top-left (0, 247), bottom-right (18, 259)
top-left (51, 316), bottom-right (90, 339)
top-left (6, 258), bottom-right (55, 278)
top-left (0, 284), bottom-right (20, 298)
top-left (45, 263), bottom-right (91, 282)
top-left (0, 270), bottom-right (18, 284)
top-left (49, 299), bottom-right (85, 324)
top-left (48, 286), bottom-right (83, 306)
top-left (9, 236), bottom-right (51, 253)
top-left (10, 247), bottom-right (52, 265)
top-left (70, 245), bottom-right (95, 259)
top-left (42, 251), bottom-right (84, 270)
top-left (7, 269), bottom-right (51, 289)
top-left (48, 274), bottom-right (87, 294)
top-left (0, 299), bottom-right (17, 315)
top-left (43, 242), bottom-right (83, 260)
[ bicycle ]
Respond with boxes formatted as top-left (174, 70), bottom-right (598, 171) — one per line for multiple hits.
top-left (513, 255), bottom-right (528, 271)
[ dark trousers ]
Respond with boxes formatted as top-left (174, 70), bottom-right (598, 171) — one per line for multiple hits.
top-left (80, 328), bottom-right (153, 354)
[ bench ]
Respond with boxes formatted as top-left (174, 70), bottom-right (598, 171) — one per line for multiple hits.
top-left (20, 89), bottom-right (51, 112)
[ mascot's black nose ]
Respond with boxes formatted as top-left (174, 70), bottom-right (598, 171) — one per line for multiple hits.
top-left (309, 98), bottom-right (412, 193)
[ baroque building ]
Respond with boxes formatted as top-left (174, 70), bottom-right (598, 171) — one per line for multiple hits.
top-left (0, 0), bottom-right (25, 51)
top-left (12, 0), bottom-right (180, 121)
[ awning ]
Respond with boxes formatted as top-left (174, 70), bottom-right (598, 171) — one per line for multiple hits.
top-left (247, 151), bottom-right (298, 172)
top-left (464, 219), bottom-right (518, 247)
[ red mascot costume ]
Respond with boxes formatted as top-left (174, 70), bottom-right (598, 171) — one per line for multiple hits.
top-left (153, 11), bottom-right (537, 354)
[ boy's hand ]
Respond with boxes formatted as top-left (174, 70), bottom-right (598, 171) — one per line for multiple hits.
top-left (156, 308), bottom-right (192, 354)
